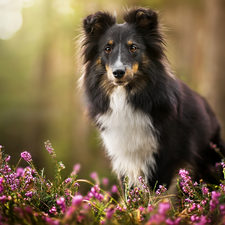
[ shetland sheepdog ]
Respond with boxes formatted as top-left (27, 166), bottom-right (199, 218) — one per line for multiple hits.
top-left (79, 7), bottom-right (225, 190)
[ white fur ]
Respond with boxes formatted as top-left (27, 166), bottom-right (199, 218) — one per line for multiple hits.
top-left (97, 86), bottom-right (158, 187)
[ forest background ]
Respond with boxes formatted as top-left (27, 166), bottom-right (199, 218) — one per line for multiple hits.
top-left (0, 0), bottom-right (225, 192)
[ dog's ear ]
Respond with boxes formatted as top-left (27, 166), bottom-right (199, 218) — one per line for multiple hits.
top-left (83, 11), bottom-right (116, 35)
top-left (123, 8), bottom-right (158, 31)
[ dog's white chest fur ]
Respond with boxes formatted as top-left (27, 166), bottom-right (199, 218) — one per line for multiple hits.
top-left (97, 87), bottom-right (158, 187)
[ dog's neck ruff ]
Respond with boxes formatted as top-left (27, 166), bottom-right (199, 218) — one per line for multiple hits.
top-left (96, 86), bottom-right (158, 187)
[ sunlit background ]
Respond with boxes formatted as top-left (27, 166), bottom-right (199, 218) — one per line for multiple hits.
top-left (0, 0), bottom-right (225, 191)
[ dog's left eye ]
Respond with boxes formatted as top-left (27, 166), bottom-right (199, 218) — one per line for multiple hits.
top-left (130, 45), bottom-right (137, 52)
top-left (105, 47), bottom-right (112, 53)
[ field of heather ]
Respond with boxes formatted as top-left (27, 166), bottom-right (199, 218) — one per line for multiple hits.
top-left (1, 141), bottom-right (225, 225)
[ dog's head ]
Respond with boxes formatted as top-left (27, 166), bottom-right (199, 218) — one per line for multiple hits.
top-left (82, 8), bottom-right (165, 88)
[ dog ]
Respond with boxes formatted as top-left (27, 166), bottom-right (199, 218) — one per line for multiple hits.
top-left (79, 7), bottom-right (225, 190)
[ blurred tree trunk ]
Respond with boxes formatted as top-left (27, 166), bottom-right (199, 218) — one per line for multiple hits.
top-left (202, 0), bottom-right (225, 139)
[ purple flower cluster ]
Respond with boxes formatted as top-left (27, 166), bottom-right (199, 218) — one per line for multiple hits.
top-left (210, 191), bottom-right (221, 211)
top-left (21, 151), bottom-right (32, 162)
top-left (23, 167), bottom-right (37, 189)
top-left (190, 214), bottom-right (209, 223)
top-left (56, 196), bottom-right (66, 213)
top-left (71, 164), bottom-right (81, 175)
top-left (64, 178), bottom-right (71, 184)
top-left (2, 143), bottom-right (225, 225)
top-left (44, 140), bottom-right (55, 156)
top-left (49, 206), bottom-right (57, 215)
top-left (202, 186), bottom-right (209, 195)
top-left (147, 202), bottom-right (179, 224)
top-left (86, 185), bottom-right (104, 201)
top-left (0, 164), bottom-right (11, 174)
top-left (0, 177), bottom-right (4, 195)
top-left (106, 207), bottom-right (115, 219)
top-left (220, 204), bottom-right (225, 215)
top-left (138, 176), bottom-right (150, 193)
top-left (24, 191), bottom-right (35, 200)
top-left (156, 185), bottom-right (167, 195)
top-left (72, 194), bottom-right (83, 207)
top-left (179, 169), bottom-right (194, 197)
top-left (126, 187), bottom-right (143, 206)
top-left (4, 172), bottom-right (20, 191)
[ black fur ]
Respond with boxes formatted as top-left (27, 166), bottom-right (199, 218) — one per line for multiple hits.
top-left (80, 7), bottom-right (225, 189)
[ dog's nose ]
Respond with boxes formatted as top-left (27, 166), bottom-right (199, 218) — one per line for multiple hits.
top-left (113, 69), bottom-right (125, 79)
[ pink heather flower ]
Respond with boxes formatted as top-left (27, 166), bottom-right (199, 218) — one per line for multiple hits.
top-left (210, 142), bottom-right (217, 149)
top-left (210, 191), bottom-right (221, 211)
top-left (197, 204), bottom-right (203, 210)
top-left (49, 206), bottom-right (57, 214)
top-left (25, 191), bottom-right (34, 198)
top-left (195, 215), bottom-right (209, 225)
top-left (90, 172), bottom-right (98, 180)
top-left (115, 205), bottom-right (122, 211)
top-left (156, 185), bottom-right (167, 195)
top-left (220, 183), bottom-right (225, 192)
top-left (0, 180), bottom-right (4, 194)
top-left (74, 182), bottom-right (80, 187)
top-left (185, 198), bottom-right (193, 203)
top-left (87, 185), bottom-right (103, 201)
top-left (65, 206), bottom-right (75, 218)
top-left (201, 200), bottom-right (207, 205)
top-left (45, 217), bottom-right (60, 225)
top-left (5, 155), bottom-right (10, 162)
top-left (44, 140), bottom-right (54, 154)
top-left (56, 196), bottom-right (66, 213)
top-left (148, 213), bottom-right (165, 224)
top-left (190, 214), bottom-right (200, 222)
top-left (57, 196), bottom-right (65, 205)
top-left (60, 163), bottom-right (65, 169)
top-left (158, 202), bottom-right (170, 215)
top-left (102, 178), bottom-right (109, 186)
top-left (106, 207), bottom-right (115, 220)
top-left (64, 178), bottom-right (71, 184)
top-left (0, 145), bottom-right (2, 149)
top-left (16, 167), bottom-right (24, 177)
top-left (73, 164), bottom-right (81, 174)
top-left (21, 151), bottom-right (32, 162)
top-left (72, 195), bottom-right (83, 206)
top-left (111, 185), bottom-right (118, 193)
top-left (212, 191), bottom-right (221, 200)
top-left (189, 203), bottom-right (196, 212)
top-left (0, 195), bottom-right (7, 203)
top-left (220, 204), bottom-right (225, 215)
top-left (179, 169), bottom-right (189, 178)
top-left (202, 186), bottom-right (209, 195)
top-left (1, 164), bottom-right (11, 174)
top-left (165, 218), bottom-right (181, 225)
top-left (148, 204), bottom-right (154, 212)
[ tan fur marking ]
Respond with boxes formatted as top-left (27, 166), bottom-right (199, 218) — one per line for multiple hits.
top-left (132, 63), bottom-right (139, 73)
top-left (142, 54), bottom-right (150, 65)
top-left (137, 11), bottom-right (145, 17)
top-left (96, 57), bottom-right (101, 65)
top-left (127, 40), bottom-right (133, 45)
top-left (108, 40), bottom-right (113, 45)
top-left (100, 73), bottom-right (114, 95)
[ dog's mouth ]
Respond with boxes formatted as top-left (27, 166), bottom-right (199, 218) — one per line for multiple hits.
top-left (113, 81), bottom-right (129, 86)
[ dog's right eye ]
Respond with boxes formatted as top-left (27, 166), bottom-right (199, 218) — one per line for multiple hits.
top-left (105, 47), bottom-right (112, 54)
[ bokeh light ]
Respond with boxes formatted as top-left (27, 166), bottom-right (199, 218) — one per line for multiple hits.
top-left (0, 0), bottom-right (36, 40)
